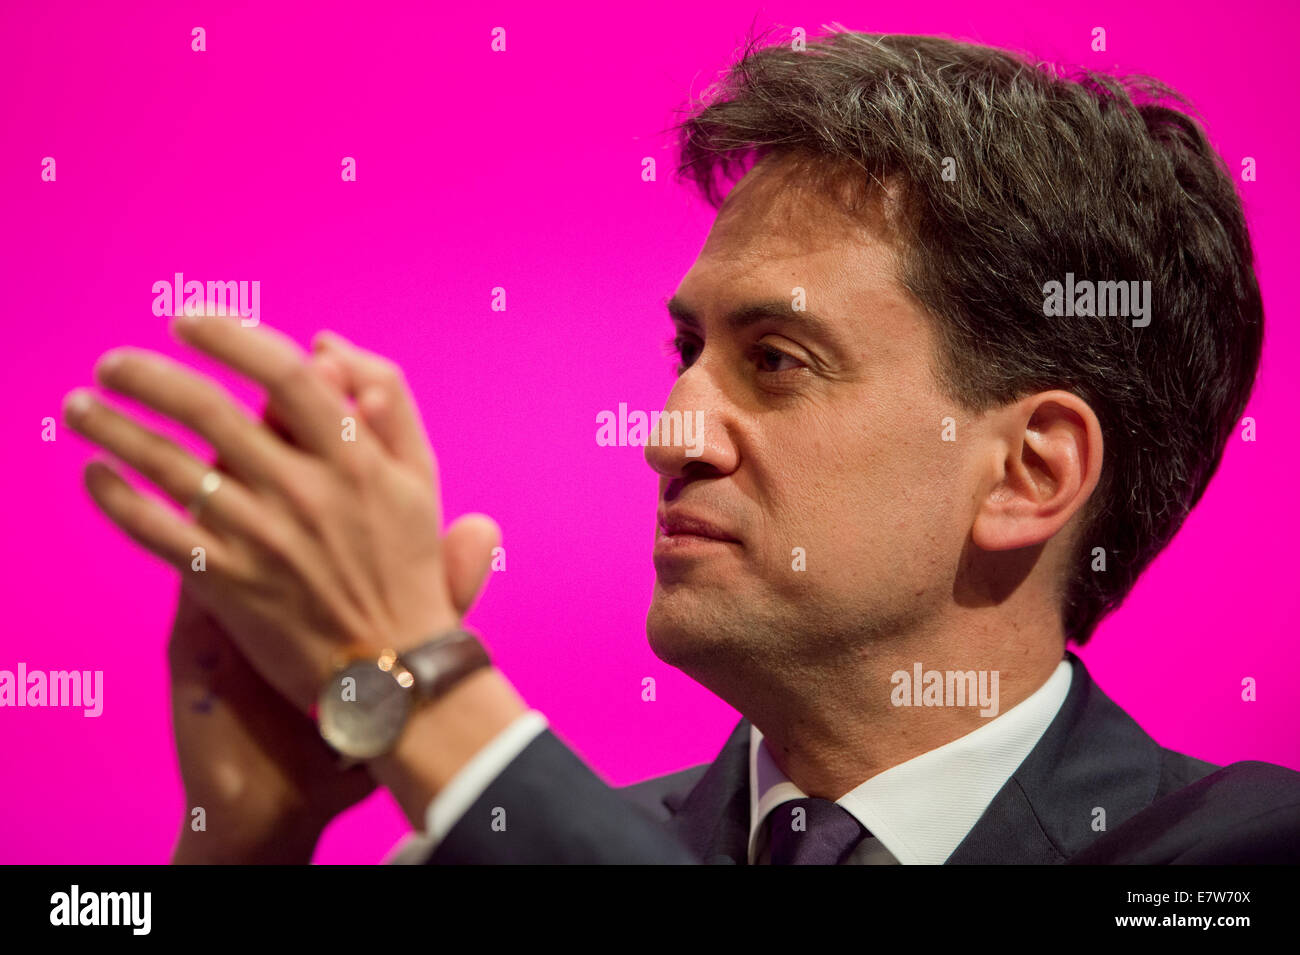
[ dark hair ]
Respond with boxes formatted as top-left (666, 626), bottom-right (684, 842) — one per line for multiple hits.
top-left (671, 28), bottom-right (1264, 645)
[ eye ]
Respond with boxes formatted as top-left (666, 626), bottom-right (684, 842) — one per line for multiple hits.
top-left (666, 334), bottom-right (702, 375)
top-left (752, 342), bottom-right (804, 374)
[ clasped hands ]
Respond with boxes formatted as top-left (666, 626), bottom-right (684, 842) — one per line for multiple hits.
top-left (62, 314), bottom-right (510, 859)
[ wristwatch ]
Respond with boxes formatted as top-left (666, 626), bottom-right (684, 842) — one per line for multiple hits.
top-left (314, 628), bottom-right (492, 761)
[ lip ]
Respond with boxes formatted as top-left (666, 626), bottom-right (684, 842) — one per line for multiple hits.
top-left (656, 509), bottom-right (741, 544)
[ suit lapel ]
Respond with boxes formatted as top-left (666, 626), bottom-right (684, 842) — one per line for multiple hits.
top-left (658, 654), bottom-right (1165, 864)
top-left (663, 717), bottom-right (752, 864)
top-left (946, 652), bottom-right (1165, 863)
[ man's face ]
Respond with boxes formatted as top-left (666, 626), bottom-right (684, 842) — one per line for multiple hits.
top-left (645, 155), bottom-right (988, 679)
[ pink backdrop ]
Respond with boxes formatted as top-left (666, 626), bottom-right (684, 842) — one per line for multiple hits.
top-left (2, 1), bottom-right (1296, 863)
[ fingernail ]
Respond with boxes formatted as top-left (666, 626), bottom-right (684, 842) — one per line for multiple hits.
top-left (63, 389), bottom-right (93, 420)
top-left (169, 314), bottom-right (199, 336)
top-left (94, 351), bottom-right (124, 382)
top-left (83, 459), bottom-right (112, 494)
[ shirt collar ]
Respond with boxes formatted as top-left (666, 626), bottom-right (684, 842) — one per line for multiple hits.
top-left (747, 657), bottom-right (1073, 864)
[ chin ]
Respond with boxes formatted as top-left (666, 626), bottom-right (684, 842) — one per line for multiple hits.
top-left (646, 585), bottom-right (751, 670)
top-left (645, 602), bottom-right (692, 667)
top-left (646, 588), bottom-right (712, 666)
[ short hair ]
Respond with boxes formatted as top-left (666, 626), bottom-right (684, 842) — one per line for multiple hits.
top-left (670, 28), bottom-right (1264, 645)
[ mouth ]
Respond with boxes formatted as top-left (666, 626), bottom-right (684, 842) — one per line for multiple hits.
top-left (656, 510), bottom-right (742, 545)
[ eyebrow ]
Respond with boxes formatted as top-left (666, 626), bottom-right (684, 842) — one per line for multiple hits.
top-left (664, 294), bottom-right (839, 337)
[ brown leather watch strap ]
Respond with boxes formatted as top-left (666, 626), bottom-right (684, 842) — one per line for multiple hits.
top-left (397, 628), bottom-right (492, 702)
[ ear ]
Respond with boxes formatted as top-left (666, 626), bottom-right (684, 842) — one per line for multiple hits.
top-left (971, 390), bottom-right (1103, 552)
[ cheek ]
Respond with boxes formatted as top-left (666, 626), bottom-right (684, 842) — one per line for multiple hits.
top-left (752, 448), bottom-right (892, 585)
top-left (760, 406), bottom-right (963, 581)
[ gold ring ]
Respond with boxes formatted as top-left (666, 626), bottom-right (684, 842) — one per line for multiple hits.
top-left (187, 469), bottom-right (223, 518)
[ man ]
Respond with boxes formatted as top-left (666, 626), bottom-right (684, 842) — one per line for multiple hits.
top-left (63, 29), bottom-right (1299, 864)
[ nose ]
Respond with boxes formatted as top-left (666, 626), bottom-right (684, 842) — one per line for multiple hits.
top-left (644, 366), bottom-right (738, 482)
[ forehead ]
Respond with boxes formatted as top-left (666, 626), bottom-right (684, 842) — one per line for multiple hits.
top-left (675, 154), bottom-right (913, 324)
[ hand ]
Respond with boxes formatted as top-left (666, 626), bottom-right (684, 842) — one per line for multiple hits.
top-left (168, 521), bottom-right (501, 863)
top-left (168, 583), bottom-right (374, 863)
top-left (63, 315), bottom-right (494, 715)
top-left (166, 347), bottom-right (503, 862)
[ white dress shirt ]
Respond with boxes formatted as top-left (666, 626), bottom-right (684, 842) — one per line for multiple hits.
top-left (750, 657), bottom-right (1073, 864)
top-left (385, 658), bottom-right (1073, 864)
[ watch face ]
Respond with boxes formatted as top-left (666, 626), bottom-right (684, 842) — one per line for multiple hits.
top-left (317, 661), bottom-right (414, 759)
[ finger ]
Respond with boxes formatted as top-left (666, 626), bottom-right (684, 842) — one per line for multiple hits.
top-left (63, 388), bottom-right (264, 535)
top-left (91, 347), bottom-right (306, 494)
top-left (170, 314), bottom-right (356, 460)
top-left (443, 513), bottom-right (501, 615)
top-left (246, 352), bottom-right (351, 452)
top-left (82, 458), bottom-right (230, 573)
top-left (310, 351), bottom-right (350, 395)
top-left (311, 330), bottom-right (435, 480)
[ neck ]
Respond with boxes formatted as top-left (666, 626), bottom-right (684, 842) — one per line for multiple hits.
top-left (698, 613), bottom-right (1067, 800)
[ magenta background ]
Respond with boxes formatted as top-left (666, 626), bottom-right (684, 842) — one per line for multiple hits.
top-left (2, 1), bottom-right (1296, 864)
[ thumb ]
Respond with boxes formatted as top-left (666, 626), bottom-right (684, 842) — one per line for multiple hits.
top-left (443, 513), bottom-right (502, 616)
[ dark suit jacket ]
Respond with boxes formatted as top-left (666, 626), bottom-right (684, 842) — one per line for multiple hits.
top-left (427, 652), bottom-right (1300, 863)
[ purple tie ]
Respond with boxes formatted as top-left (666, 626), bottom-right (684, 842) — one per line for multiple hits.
top-left (767, 797), bottom-right (867, 865)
